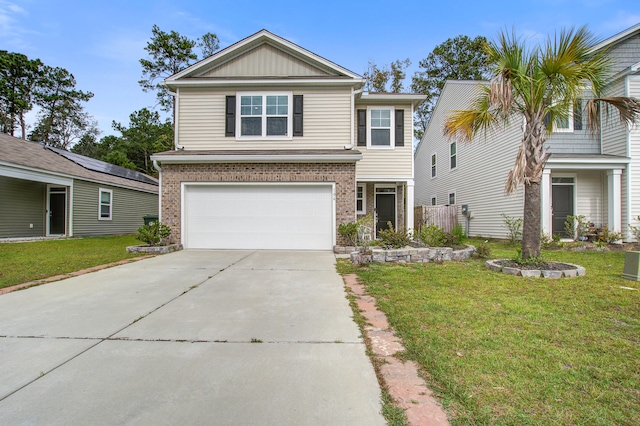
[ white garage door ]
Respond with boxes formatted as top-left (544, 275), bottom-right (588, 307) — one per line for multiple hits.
top-left (184, 184), bottom-right (334, 250)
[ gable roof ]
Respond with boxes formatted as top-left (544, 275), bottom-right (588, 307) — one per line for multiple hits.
top-left (0, 133), bottom-right (158, 193)
top-left (164, 29), bottom-right (364, 88)
top-left (592, 22), bottom-right (640, 52)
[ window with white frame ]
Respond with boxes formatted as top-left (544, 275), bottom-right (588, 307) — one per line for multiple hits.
top-left (237, 92), bottom-right (292, 138)
top-left (448, 191), bottom-right (456, 205)
top-left (449, 141), bottom-right (457, 169)
top-left (99, 188), bottom-right (113, 220)
top-left (356, 184), bottom-right (366, 214)
top-left (553, 99), bottom-right (583, 133)
top-left (368, 106), bottom-right (394, 148)
top-left (431, 153), bottom-right (437, 178)
top-left (431, 196), bottom-right (437, 206)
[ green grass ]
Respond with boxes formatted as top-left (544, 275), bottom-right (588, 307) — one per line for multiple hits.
top-left (339, 239), bottom-right (640, 425)
top-left (0, 235), bottom-right (145, 289)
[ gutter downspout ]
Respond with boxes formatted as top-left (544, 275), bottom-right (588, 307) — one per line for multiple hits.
top-left (345, 87), bottom-right (365, 150)
top-left (153, 160), bottom-right (163, 222)
top-left (161, 82), bottom-right (183, 150)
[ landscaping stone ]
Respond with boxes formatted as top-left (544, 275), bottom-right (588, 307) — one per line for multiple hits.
top-left (486, 260), bottom-right (503, 272)
top-left (126, 244), bottom-right (183, 254)
top-left (521, 269), bottom-right (541, 278)
top-left (563, 269), bottom-right (578, 278)
top-left (542, 270), bottom-right (563, 279)
top-left (502, 267), bottom-right (522, 276)
top-left (338, 245), bottom-right (475, 265)
top-left (486, 259), bottom-right (586, 279)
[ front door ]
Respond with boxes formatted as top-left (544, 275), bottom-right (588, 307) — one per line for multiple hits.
top-left (375, 189), bottom-right (396, 234)
top-left (552, 185), bottom-right (573, 237)
top-left (48, 187), bottom-right (67, 235)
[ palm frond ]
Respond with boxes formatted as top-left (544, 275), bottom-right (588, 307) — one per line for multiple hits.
top-left (585, 97), bottom-right (640, 133)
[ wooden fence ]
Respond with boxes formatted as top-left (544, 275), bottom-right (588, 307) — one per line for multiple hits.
top-left (414, 205), bottom-right (459, 233)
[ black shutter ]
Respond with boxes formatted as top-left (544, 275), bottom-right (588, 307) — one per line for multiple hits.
top-left (395, 109), bottom-right (404, 146)
top-left (357, 109), bottom-right (366, 146)
top-left (225, 96), bottom-right (236, 136)
top-left (293, 95), bottom-right (303, 136)
top-left (573, 98), bottom-right (583, 131)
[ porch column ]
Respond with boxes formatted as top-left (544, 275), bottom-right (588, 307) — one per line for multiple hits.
top-left (607, 169), bottom-right (622, 235)
top-left (407, 179), bottom-right (415, 235)
top-left (541, 169), bottom-right (551, 235)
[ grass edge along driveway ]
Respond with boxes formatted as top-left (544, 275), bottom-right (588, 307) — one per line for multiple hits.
top-left (338, 239), bottom-right (639, 426)
top-left (0, 235), bottom-right (145, 289)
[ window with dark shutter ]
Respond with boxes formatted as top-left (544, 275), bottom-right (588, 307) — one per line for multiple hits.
top-left (225, 96), bottom-right (236, 136)
top-left (293, 95), bottom-right (303, 136)
top-left (395, 109), bottom-right (404, 146)
top-left (357, 109), bottom-right (366, 146)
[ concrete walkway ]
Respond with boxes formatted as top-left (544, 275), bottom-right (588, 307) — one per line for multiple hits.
top-left (0, 250), bottom-right (384, 425)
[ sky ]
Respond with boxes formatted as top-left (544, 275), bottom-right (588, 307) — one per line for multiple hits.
top-left (1, 0), bottom-right (639, 138)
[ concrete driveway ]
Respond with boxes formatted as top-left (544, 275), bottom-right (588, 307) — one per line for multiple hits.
top-left (0, 250), bottom-right (384, 425)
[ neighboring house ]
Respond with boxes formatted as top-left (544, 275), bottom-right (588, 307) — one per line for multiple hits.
top-left (415, 23), bottom-right (640, 241)
top-left (151, 30), bottom-right (426, 250)
top-left (0, 133), bottom-right (159, 238)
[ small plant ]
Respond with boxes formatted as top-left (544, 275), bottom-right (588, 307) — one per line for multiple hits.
top-left (250, 338), bottom-right (263, 343)
top-left (357, 214), bottom-right (374, 244)
top-left (475, 242), bottom-right (491, 258)
top-left (564, 215), bottom-right (589, 242)
top-left (540, 232), bottom-right (561, 249)
top-left (628, 215), bottom-right (640, 241)
top-left (416, 223), bottom-right (446, 247)
top-left (136, 221), bottom-right (171, 246)
top-left (338, 222), bottom-right (359, 246)
top-left (512, 248), bottom-right (546, 266)
top-left (598, 225), bottom-right (622, 244)
top-left (378, 222), bottom-right (410, 249)
top-left (451, 223), bottom-right (466, 243)
top-left (501, 213), bottom-right (523, 243)
top-left (593, 240), bottom-right (608, 250)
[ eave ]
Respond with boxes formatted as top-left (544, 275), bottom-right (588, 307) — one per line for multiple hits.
top-left (151, 149), bottom-right (363, 164)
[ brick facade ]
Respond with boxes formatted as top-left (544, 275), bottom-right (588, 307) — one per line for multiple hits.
top-left (160, 162), bottom-right (356, 245)
top-left (357, 182), bottom-right (407, 233)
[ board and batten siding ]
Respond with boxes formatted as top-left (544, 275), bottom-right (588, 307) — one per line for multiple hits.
top-left (415, 80), bottom-right (524, 239)
top-left (0, 176), bottom-right (46, 238)
top-left (177, 87), bottom-right (351, 150)
top-left (72, 180), bottom-right (158, 236)
top-left (355, 102), bottom-right (414, 180)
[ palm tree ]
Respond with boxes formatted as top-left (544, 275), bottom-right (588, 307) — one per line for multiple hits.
top-left (444, 26), bottom-right (640, 261)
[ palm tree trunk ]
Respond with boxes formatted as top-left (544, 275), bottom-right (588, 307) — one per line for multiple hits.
top-left (522, 181), bottom-right (541, 259)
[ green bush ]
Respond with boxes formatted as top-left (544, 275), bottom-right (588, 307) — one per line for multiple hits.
top-left (451, 223), bottom-right (466, 244)
top-left (136, 221), bottom-right (171, 246)
top-left (378, 222), bottom-right (410, 249)
top-left (501, 213), bottom-right (523, 243)
top-left (598, 225), bottom-right (622, 244)
top-left (338, 222), bottom-right (358, 246)
top-left (628, 215), bottom-right (640, 241)
top-left (416, 223), bottom-right (446, 247)
top-left (475, 242), bottom-right (491, 258)
top-left (564, 215), bottom-right (589, 241)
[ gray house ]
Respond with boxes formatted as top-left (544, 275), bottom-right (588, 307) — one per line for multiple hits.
top-left (0, 133), bottom-right (159, 239)
top-left (415, 23), bottom-right (640, 240)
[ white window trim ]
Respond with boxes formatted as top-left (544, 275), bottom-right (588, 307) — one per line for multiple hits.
top-left (367, 106), bottom-right (395, 149)
top-left (356, 184), bottom-right (366, 214)
top-left (448, 191), bottom-right (456, 205)
top-left (98, 188), bottom-right (113, 221)
top-left (553, 103), bottom-right (574, 133)
top-left (236, 91), bottom-right (293, 140)
top-left (449, 141), bottom-right (457, 170)
top-left (431, 152), bottom-right (437, 178)
top-left (431, 195), bottom-right (437, 206)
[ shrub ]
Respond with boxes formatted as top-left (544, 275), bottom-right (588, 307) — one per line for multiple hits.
top-left (475, 242), bottom-right (491, 258)
top-left (356, 214), bottom-right (374, 245)
top-left (451, 223), bottom-right (466, 243)
top-left (564, 215), bottom-right (589, 242)
top-left (136, 221), bottom-right (171, 246)
top-left (501, 213), bottom-right (523, 243)
top-left (378, 222), bottom-right (410, 249)
top-left (416, 223), bottom-right (446, 247)
top-left (338, 222), bottom-right (358, 246)
top-left (629, 215), bottom-right (640, 241)
top-left (598, 225), bottom-right (622, 244)
top-left (541, 232), bottom-right (561, 249)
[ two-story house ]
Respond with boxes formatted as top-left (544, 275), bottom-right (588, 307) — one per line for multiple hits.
top-left (415, 23), bottom-right (640, 241)
top-left (151, 30), bottom-right (425, 250)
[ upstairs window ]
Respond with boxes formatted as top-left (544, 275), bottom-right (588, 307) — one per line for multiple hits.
top-left (236, 92), bottom-right (292, 139)
top-left (450, 141), bottom-right (457, 170)
top-left (431, 153), bottom-right (437, 178)
top-left (367, 106), bottom-right (395, 148)
top-left (99, 188), bottom-right (112, 220)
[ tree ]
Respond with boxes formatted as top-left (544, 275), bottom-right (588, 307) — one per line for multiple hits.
top-left (363, 58), bottom-right (411, 93)
top-left (443, 26), bottom-right (640, 261)
top-left (411, 35), bottom-right (489, 140)
top-left (0, 51), bottom-right (44, 138)
top-left (139, 26), bottom-right (220, 117)
top-left (29, 65), bottom-right (94, 148)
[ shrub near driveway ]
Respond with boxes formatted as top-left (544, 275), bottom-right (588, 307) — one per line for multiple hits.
top-left (0, 235), bottom-right (145, 289)
top-left (339, 240), bottom-right (639, 425)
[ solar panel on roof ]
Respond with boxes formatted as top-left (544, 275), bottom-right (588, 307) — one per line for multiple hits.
top-left (46, 146), bottom-right (158, 186)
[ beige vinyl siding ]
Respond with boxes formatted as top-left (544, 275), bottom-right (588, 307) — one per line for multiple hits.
top-left (177, 87), bottom-right (351, 150)
top-left (601, 77), bottom-right (628, 156)
top-left (201, 44), bottom-right (333, 78)
top-left (627, 76), bottom-right (640, 238)
top-left (72, 180), bottom-right (158, 236)
top-left (354, 102), bottom-right (414, 180)
top-left (415, 80), bottom-right (524, 239)
top-left (573, 170), bottom-right (606, 226)
top-left (0, 176), bottom-right (46, 238)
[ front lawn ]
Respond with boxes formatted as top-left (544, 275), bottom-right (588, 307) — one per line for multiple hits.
top-left (339, 239), bottom-right (639, 425)
top-left (0, 235), bottom-right (144, 289)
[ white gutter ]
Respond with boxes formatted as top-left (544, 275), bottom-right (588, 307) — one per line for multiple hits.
top-left (151, 153), bottom-right (363, 164)
top-left (165, 78), bottom-right (364, 88)
top-left (345, 87), bottom-right (365, 150)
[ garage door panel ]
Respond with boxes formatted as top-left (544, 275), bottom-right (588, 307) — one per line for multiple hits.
top-left (184, 184), bottom-right (333, 250)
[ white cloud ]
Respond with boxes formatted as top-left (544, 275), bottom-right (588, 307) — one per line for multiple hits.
top-left (93, 32), bottom-right (149, 63)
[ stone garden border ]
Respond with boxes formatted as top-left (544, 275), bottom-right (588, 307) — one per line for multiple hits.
top-left (486, 259), bottom-right (586, 278)
top-left (126, 244), bottom-right (183, 254)
top-left (336, 245), bottom-right (476, 264)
